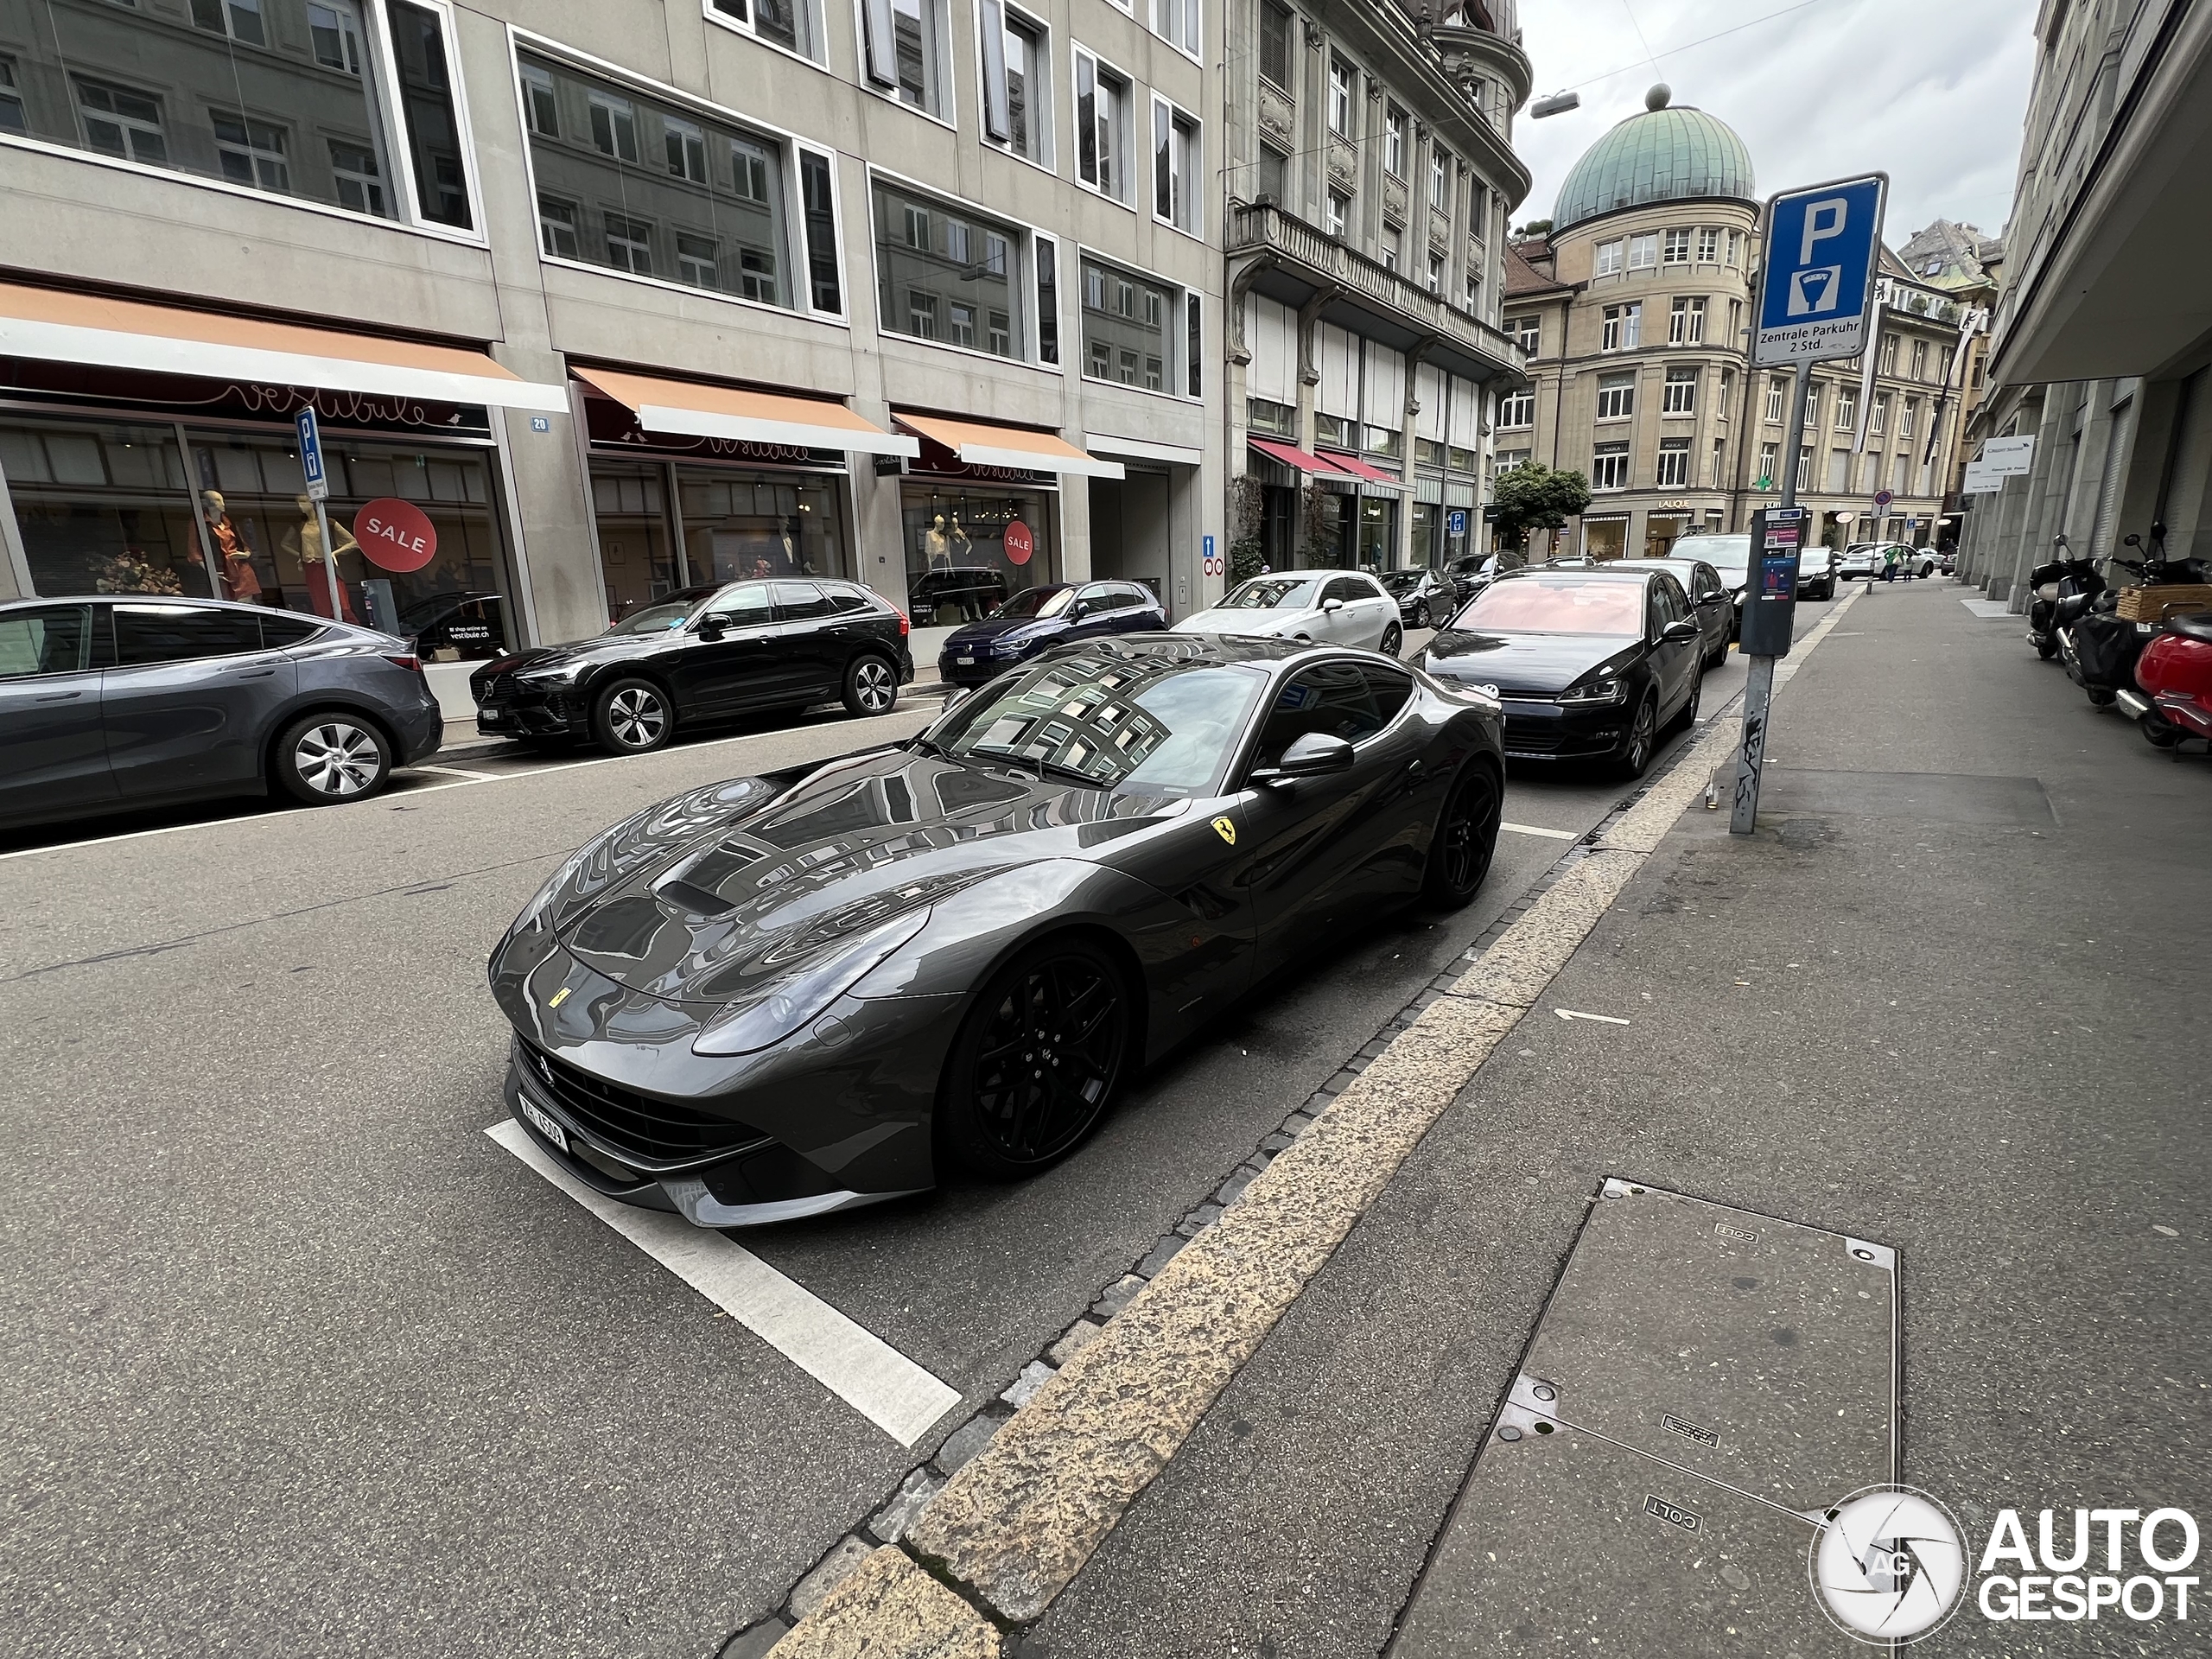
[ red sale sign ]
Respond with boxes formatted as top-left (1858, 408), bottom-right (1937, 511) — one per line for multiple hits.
top-left (1003, 520), bottom-right (1033, 567)
top-left (353, 498), bottom-right (438, 574)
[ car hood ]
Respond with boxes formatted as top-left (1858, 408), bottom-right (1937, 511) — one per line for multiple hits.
top-left (523, 748), bottom-right (1186, 1006)
top-left (474, 633), bottom-right (652, 683)
top-left (1420, 629), bottom-right (1640, 696)
top-left (1172, 607), bottom-right (1308, 636)
top-left (943, 615), bottom-right (1061, 649)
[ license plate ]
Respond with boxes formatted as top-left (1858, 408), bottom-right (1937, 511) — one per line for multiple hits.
top-left (480, 708), bottom-right (506, 724)
top-left (517, 1095), bottom-right (569, 1154)
top-left (957, 656), bottom-right (975, 665)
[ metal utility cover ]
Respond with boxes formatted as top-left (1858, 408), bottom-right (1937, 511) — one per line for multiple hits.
top-left (1394, 1422), bottom-right (1859, 1658)
top-left (1517, 1182), bottom-right (1895, 1516)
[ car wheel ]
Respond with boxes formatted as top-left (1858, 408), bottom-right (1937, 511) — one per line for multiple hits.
top-left (1414, 601), bottom-right (1430, 631)
top-left (1422, 760), bottom-right (1503, 910)
top-left (275, 712), bottom-right (391, 805)
top-left (842, 653), bottom-right (899, 718)
top-left (939, 936), bottom-right (1133, 1179)
top-left (1615, 696), bottom-right (1658, 779)
top-left (590, 677), bottom-right (674, 754)
top-left (1380, 622), bottom-right (1404, 658)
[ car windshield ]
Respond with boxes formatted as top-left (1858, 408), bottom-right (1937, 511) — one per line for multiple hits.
top-left (608, 597), bottom-right (701, 635)
top-left (927, 654), bottom-right (1270, 796)
top-left (1669, 537), bottom-right (1750, 578)
top-left (1220, 576), bottom-right (1320, 611)
top-left (988, 586), bottom-right (1075, 620)
top-left (1462, 578), bottom-right (1644, 637)
top-left (1379, 571), bottom-right (1427, 594)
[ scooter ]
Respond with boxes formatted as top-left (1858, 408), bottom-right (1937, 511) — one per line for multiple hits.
top-left (2027, 537), bottom-right (2103, 660)
top-left (2058, 529), bottom-right (2211, 706)
top-left (2120, 612), bottom-right (2212, 754)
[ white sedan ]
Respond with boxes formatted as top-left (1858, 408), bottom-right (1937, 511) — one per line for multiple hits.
top-left (1173, 572), bottom-right (1403, 654)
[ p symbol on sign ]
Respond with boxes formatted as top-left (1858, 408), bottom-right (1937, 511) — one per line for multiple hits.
top-left (1799, 197), bottom-right (1849, 264)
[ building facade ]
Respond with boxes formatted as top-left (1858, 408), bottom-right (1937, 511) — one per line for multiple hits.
top-left (1501, 87), bottom-right (1986, 559)
top-left (1955, 0), bottom-right (2212, 607)
top-left (0, 0), bottom-right (1228, 682)
top-left (1221, 0), bottom-right (1529, 577)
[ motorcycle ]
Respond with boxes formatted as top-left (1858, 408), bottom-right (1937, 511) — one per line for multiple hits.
top-left (2058, 529), bottom-right (2211, 706)
top-left (2119, 611), bottom-right (2212, 754)
top-left (2027, 537), bottom-right (2103, 660)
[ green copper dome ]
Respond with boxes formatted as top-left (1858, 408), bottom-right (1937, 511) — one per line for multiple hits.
top-left (1553, 86), bottom-right (1755, 231)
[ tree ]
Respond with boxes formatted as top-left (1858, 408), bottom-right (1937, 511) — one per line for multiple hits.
top-left (1513, 218), bottom-right (1554, 238)
top-left (1490, 461), bottom-right (1592, 554)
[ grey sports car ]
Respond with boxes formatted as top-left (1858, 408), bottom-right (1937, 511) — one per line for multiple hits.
top-left (488, 634), bottom-right (1505, 1226)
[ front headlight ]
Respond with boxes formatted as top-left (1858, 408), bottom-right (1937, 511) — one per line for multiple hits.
top-left (1557, 677), bottom-right (1627, 706)
top-left (691, 910), bottom-right (931, 1057)
top-left (518, 660), bottom-right (588, 683)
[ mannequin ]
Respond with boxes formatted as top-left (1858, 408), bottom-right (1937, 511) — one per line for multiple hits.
top-left (283, 494), bottom-right (361, 623)
top-left (948, 513), bottom-right (973, 563)
top-left (201, 490), bottom-right (261, 602)
top-left (924, 513), bottom-right (953, 571)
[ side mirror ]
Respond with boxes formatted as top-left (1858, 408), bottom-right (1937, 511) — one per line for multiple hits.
top-left (938, 685), bottom-right (969, 715)
top-left (1250, 731), bottom-right (1355, 787)
top-left (696, 615), bottom-right (727, 640)
top-left (1661, 618), bottom-right (1701, 642)
top-left (1321, 597), bottom-right (1345, 613)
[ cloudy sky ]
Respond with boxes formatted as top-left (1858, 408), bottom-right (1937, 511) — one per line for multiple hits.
top-left (1510, 0), bottom-right (2039, 248)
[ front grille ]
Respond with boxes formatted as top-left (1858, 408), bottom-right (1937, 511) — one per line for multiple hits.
top-left (519, 1040), bottom-right (766, 1167)
top-left (476, 671), bottom-right (516, 702)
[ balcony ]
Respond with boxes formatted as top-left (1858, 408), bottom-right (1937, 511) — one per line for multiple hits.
top-left (1228, 200), bottom-right (1526, 386)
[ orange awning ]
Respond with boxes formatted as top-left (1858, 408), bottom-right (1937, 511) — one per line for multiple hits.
top-left (575, 366), bottom-right (916, 456)
top-left (894, 413), bottom-right (1126, 479)
top-left (0, 281), bottom-right (568, 412)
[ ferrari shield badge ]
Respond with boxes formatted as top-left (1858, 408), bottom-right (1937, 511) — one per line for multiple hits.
top-left (1211, 816), bottom-right (1236, 846)
top-left (548, 986), bottom-right (572, 1008)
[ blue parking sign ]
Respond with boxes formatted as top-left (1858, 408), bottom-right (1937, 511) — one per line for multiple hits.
top-left (296, 406), bottom-right (329, 501)
top-left (1446, 509), bottom-right (1467, 536)
top-left (1755, 175), bottom-right (1885, 365)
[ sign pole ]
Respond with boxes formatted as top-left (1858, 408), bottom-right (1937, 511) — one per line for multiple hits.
top-left (296, 406), bottom-right (342, 623)
top-left (314, 497), bottom-right (343, 622)
top-left (1732, 360), bottom-right (1810, 836)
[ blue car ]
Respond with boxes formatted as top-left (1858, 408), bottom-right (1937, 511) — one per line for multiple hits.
top-left (936, 580), bottom-right (1167, 686)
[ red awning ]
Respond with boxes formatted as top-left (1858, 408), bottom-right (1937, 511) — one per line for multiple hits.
top-left (1317, 450), bottom-right (1406, 491)
top-left (1249, 436), bottom-right (1354, 477)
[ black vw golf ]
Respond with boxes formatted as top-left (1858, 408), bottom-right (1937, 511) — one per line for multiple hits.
top-left (471, 578), bottom-right (913, 753)
top-left (488, 635), bottom-right (1503, 1226)
top-left (1414, 566), bottom-right (1704, 776)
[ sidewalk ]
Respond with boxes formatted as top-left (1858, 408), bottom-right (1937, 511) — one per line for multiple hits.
top-left (1019, 581), bottom-right (2212, 1656)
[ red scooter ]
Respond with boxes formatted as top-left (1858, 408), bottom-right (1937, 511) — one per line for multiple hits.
top-left (2120, 612), bottom-right (2212, 754)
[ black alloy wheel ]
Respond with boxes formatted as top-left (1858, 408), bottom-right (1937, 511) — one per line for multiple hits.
top-left (1381, 622), bottom-right (1404, 658)
top-left (843, 654), bottom-right (899, 717)
top-left (1422, 760), bottom-right (1503, 909)
top-left (591, 677), bottom-right (674, 753)
top-left (1615, 696), bottom-right (1658, 779)
top-left (1414, 601), bottom-right (1431, 631)
top-left (275, 712), bottom-right (391, 804)
top-left (941, 938), bottom-right (1132, 1178)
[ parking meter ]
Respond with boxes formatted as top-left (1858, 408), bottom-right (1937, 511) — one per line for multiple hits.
top-left (1739, 507), bottom-right (1803, 658)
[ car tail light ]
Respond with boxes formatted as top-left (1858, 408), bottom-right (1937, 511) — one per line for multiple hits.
top-left (893, 607), bottom-right (911, 637)
top-left (385, 653), bottom-right (423, 673)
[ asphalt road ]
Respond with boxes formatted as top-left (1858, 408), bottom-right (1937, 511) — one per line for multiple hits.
top-left (0, 613), bottom-right (1826, 1659)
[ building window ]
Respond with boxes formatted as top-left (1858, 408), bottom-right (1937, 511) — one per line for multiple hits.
top-left (1764, 377), bottom-right (1786, 423)
top-left (1878, 334), bottom-right (1899, 376)
top-left (1591, 441), bottom-right (1630, 491)
top-left (1938, 345), bottom-right (1956, 384)
top-left (1627, 232), bottom-right (1658, 270)
top-left (1892, 453), bottom-right (1910, 494)
top-left (1697, 226), bottom-right (1719, 263)
top-left (0, 58), bottom-right (24, 134)
top-left (1600, 302), bottom-right (1640, 351)
top-left (1656, 437), bottom-right (1691, 486)
top-left (1327, 56), bottom-right (1352, 137)
top-left (709, 0), bottom-right (826, 63)
top-left (1909, 340), bottom-right (1929, 380)
top-left (1595, 238), bottom-right (1624, 277)
top-left (1511, 315), bottom-right (1540, 354)
top-left (1662, 366), bottom-right (1697, 415)
top-left (1152, 0), bottom-right (1199, 58)
top-left (326, 139), bottom-right (385, 214)
top-left (1380, 224), bottom-right (1402, 272)
top-left (1326, 188), bottom-right (1349, 237)
top-left (861, 0), bottom-right (951, 119)
top-left (1870, 392), bottom-right (1889, 435)
top-left (1465, 269), bottom-right (1479, 314)
top-left (1668, 296), bottom-right (1705, 345)
top-left (1427, 252), bottom-right (1444, 294)
top-left (1662, 228), bottom-right (1690, 264)
top-left (1255, 143), bottom-right (1287, 202)
top-left (981, 2), bottom-right (1051, 163)
top-left (1711, 437), bottom-right (1726, 486)
top-left (1757, 442), bottom-right (1778, 487)
top-left (1719, 366), bottom-right (1734, 410)
top-left (1827, 448), bottom-right (1849, 492)
top-left (1187, 291), bottom-right (1202, 397)
top-left (193, 0), bottom-right (268, 47)
top-left (1834, 388), bottom-right (1856, 430)
top-left (1595, 372), bottom-right (1635, 421)
top-left (1900, 399), bottom-right (1918, 442)
top-left (1726, 229), bottom-right (1743, 266)
top-left (519, 53), bottom-right (813, 309)
top-left (210, 112), bottom-right (288, 192)
top-left (1153, 99), bottom-right (1198, 232)
top-left (1796, 445), bottom-right (1811, 492)
top-left (1498, 389), bottom-right (1535, 429)
top-left (876, 178), bottom-right (1023, 359)
top-left (1727, 297), bottom-right (1743, 346)
top-left (1074, 49), bottom-right (1131, 201)
top-left (1431, 148), bottom-right (1451, 209)
top-left (1383, 105), bottom-right (1406, 177)
top-left (1258, 0), bottom-right (1293, 91)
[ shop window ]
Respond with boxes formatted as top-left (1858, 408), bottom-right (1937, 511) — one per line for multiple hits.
top-left (707, 0), bottom-right (824, 62)
top-left (1079, 254), bottom-right (1176, 394)
top-left (1073, 48), bottom-right (1131, 202)
top-left (589, 461), bottom-right (678, 623)
top-left (1, 417), bottom-right (208, 600)
top-left (861, 0), bottom-right (950, 119)
top-left (981, 1), bottom-right (1051, 164)
top-left (903, 486), bottom-right (1057, 616)
top-left (680, 468), bottom-right (848, 585)
top-left (874, 178), bottom-right (1023, 359)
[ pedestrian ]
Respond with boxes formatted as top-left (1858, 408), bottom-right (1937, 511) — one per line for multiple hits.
top-left (1881, 544), bottom-right (1901, 583)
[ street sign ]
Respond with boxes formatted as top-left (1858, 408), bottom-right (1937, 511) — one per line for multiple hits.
top-left (296, 406), bottom-right (329, 502)
top-left (1978, 435), bottom-right (2035, 476)
top-left (1446, 508), bottom-right (1467, 536)
top-left (1201, 532), bottom-right (1220, 577)
top-left (1962, 461), bottom-right (2006, 493)
top-left (1873, 489), bottom-right (1894, 511)
top-left (1754, 175), bottom-right (1887, 365)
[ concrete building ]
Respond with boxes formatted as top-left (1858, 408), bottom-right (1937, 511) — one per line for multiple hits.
top-left (1221, 0), bottom-right (1529, 576)
top-left (1955, 0), bottom-right (2212, 607)
top-left (1897, 217), bottom-right (2003, 537)
top-left (1500, 87), bottom-right (1987, 559)
top-left (0, 0), bottom-right (1227, 696)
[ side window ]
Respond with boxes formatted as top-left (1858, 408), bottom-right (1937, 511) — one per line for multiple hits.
top-left (112, 605), bottom-right (264, 667)
top-left (770, 581), bottom-right (835, 620)
top-left (1322, 576), bottom-right (1360, 607)
top-left (0, 605), bottom-right (95, 677)
top-left (1252, 659), bottom-right (1385, 767)
top-left (1359, 660), bottom-right (1414, 724)
top-left (261, 612), bottom-right (326, 647)
top-left (1123, 584), bottom-right (1159, 610)
top-left (1662, 575), bottom-right (1690, 622)
top-left (703, 583), bottom-right (777, 627)
top-left (825, 587), bottom-right (873, 614)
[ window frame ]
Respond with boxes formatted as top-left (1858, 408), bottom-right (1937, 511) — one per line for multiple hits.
top-left (1668, 295), bottom-right (1706, 346)
top-left (1074, 245), bottom-right (1197, 402)
top-left (1327, 55), bottom-right (1352, 137)
top-left (1150, 93), bottom-right (1201, 239)
top-left (855, 0), bottom-right (957, 127)
top-left (1662, 227), bottom-right (1691, 264)
top-left (872, 163), bottom-right (1053, 372)
top-left (1626, 232), bottom-right (1658, 270)
top-left (977, 0), bottom-right (1054, 171)
top-left (1149, 0), bottom-right (1202, 64)
top-left (1655, 436), bottom-right (1691, 488)
top-left (1595, 372), bottom-right (1635, 422)
top-left (1383, 105), bottom-right (1407, 179)
top-left (1661, 366), bottom-right (1696, 416)
top-left (1497, 388), bottom-right (1535, 429)
top-left (1590, 440), bottom-right (1631, 492)
top-left (1257, 0), bottom-right (1293, 92)
top-left (510, 31), bottom-right (849, 324)
top-left (702, 0), bottom-right (833, 73)
top-left (1071, 42), bottom-right (1134, 207)
top-left (1594, 238), bottom-right (1624, 277)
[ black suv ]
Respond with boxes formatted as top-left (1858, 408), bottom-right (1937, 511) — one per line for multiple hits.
top-left (471, 578), bottom-right (914, 753)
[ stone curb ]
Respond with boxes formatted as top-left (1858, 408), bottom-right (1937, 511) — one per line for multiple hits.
top-left (761, 605), bottom-right (1857, 1656)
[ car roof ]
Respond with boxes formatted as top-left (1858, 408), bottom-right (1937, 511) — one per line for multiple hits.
top-left (1078, 631), bottom-right (1338, 666)
top-left (1491, 564), bottom-right (1653, 584)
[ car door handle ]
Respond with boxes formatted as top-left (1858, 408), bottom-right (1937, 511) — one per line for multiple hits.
top-left (35, 690), bottom-right (85, 702)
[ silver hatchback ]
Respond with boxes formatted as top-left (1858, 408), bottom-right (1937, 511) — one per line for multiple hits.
top-left (0, 595), bottom-right (443, 831)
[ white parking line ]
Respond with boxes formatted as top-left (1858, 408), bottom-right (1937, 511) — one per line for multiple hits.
top-left (486, 1119), bottom-right (960, 1447)
top-left (1500, 821), bottom-right (1579, 841)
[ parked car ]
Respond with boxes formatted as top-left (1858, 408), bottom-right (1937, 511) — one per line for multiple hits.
top-left (1442, 552), bottom-right (1500, 607)
top-left (1605, 558), bottom-right (1735, 668)
top-left (1837, 543), bottom-right (1887, 582)
top-left (398, 590), bottom-right (508, 662)
top-left (1414, 565), bottom-right (1705, 777)
top-left (1377, 567), bottom-right (1457, 631)
top-left (1666, 534), bottom-right (1752, 634)
top-left (1796, 545), bottom-right (1842, 601)
top-left (937, 581), bottom-right (1168, 688)
top-left (487, 634), bottom-right (1505, 1224)
top-left (910, 565), bottom-right (1008, 625)
top-left (0, 594), bottom-right (442, 830)
top-left (1912, 546), bottom-right (1942, 579)
top-left (1175, 571), bottom-right (1402, 653)
top-left (471, 578), bottom-right (913, 753)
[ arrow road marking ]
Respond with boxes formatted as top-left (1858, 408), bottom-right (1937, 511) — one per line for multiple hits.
top-left (1554, 1008), bottom-right (1631, 1025)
